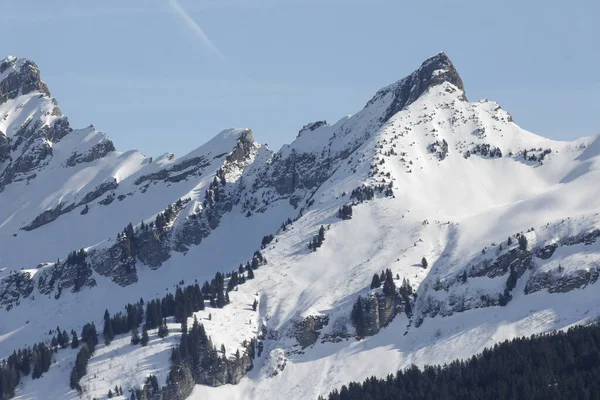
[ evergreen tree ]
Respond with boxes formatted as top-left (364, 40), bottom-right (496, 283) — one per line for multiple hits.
top-left (370, 274), bottom-right (381, 289)
top-left (382, 269), bottom-right (396, 296)
top-left (70, 345), bottom-right (92, 392)
top-left (131, 328), bottom-right (140, 345)
top-left (108, 389), bottom-right (113, 398)
top-left (519, 234), bottom-right (528, 251)
top-left (252, 299), bottom-right (258, 311)
top-left (141, 327), bottom-right (149, 346)
top-left (103, 309), bottom-right (114, 345)
top-left (158, 318), bottom-right (170, 338)
top-left (318, 225), bottom-right (325, 245)
top-left (71, 330), bottom-right (79, 349)
top-left (61, 330), bottom-right (69, 349)
top-left (56, 326), bottom-right (65, 348)
top-left (350, 296), bottom-right (366, 338)
top-left (421, 257), bottom-right (428, 269)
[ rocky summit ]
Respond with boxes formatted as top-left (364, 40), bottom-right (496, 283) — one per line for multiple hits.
top-left (2, 52), bottom-right (600, 400)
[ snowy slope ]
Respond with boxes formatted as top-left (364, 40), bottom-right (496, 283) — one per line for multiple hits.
top-left (3, 52), bottom-right (600, 400)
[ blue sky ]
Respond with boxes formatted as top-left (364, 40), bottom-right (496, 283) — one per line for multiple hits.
top-left (1, 0), bottom-right (598, 157)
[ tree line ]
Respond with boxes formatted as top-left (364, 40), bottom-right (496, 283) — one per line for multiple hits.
top-left (320, 323), bottom-right (600, 400)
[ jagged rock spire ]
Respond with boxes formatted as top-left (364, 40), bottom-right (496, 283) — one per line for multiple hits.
top-left (366, 51), bottom-right (466, 124)
top-left (0, 56), bottom-right (53, 105)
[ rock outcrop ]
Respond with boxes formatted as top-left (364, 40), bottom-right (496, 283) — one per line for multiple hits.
top-left (366, 52), bottom-right (466, 124)
top-left (294, 315), bottom-right (329, 348)
top-left (22, 202), bottom-right (76, 231)
top-left (65, 138), bottom-right (116, 167)
top-left (0, 57), bottom-right (51, 102)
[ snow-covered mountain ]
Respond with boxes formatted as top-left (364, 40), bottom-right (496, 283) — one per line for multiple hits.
top-left (2, 52), bottom-right (600, 400)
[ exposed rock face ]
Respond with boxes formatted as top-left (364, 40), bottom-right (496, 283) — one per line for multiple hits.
top-left (470, 248), bottom-right (532, 279)
top-left (366, 52), bottom-right (466, 124)
top-left (0, 58), bottom-right (51, 102)
top-left (0, 57), bottom-right (74, 191)
top-left (294, 315), bottom-right (329, 348)
top-left (195, 352), bottom-right (253, 386)
top-left (297, 120), bottom-right (328, 137)
top-left (135, 229), bottom-right (172, 269)
top-left (173, 214), bottom-right (211, 253)
top-left (0, 271), bottom-right (34, 311)
top-left (134, 156), bottom-right (211, 186)
top-left (37, 259), bottom-right (96, 296)
top-left (525, 229), bottom-right (600, 294)
top-left (226, 129), bottom-right (255, 166)
top-left (65, 138), bottom-right (116, 167)
top-left (417, 228), bottom-right (600, 324)
top-left (77, 179), bottom-right (119, 207)
top-left (362, 293), bottom-right (403, 336)
top-left (39, 115), bottom-right (71, 142)
top-left (22, 202), bottom-right (75, 231)
top-left (525, 268), bottom-right (600, 294)
top-left (0, 133), bottom-right (10, 162)
top-left (88, 242), bottom-right (138, 287)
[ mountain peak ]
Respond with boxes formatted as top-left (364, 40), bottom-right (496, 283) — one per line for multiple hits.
top-left (0, 56), bottom-right (51, 104)
top-left (366, 51), bottom-right (466, 124)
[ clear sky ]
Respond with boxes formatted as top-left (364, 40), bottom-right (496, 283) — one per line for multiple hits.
top-left (1, 0), bottom-right (598, 157)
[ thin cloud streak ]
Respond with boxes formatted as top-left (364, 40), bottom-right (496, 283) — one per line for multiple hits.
top-left (168, 0), bottom-right (231, 69)
top-left (168, 0), bottom-right (280, 98)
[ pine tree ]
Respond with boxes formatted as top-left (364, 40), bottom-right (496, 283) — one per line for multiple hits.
top-left (61, 330), bottom-right (69, 349)
top-left (159, 318), bottom-right (170, 338)
top-left (370, 273), bottom-right (381, 289)
top-left (382, 269), bottom-right (396, 296)
top-left (518, 234), bottom-right (528, 251)
top-left (421, 257), bottom-right (428, 269)
top-left (131, 328), bottom-right (140, 345)
top-left (462, 270), bottom-right (468, 283)
top-left (351, 296), bottom-right (366, 338)
top-left (141, 327), bottom-right (149, 346)
top-left (71, 330), bottom-right (79, 349)
top-left (252, 299), bottom-right (258, 311)
top-left (103, 309), bottom-right (114, 345)
top-left (108, 389), bottom-right (113, 398)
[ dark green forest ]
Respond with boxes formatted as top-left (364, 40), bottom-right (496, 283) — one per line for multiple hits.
top-left (321, 323), bottom-right (600, 400)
